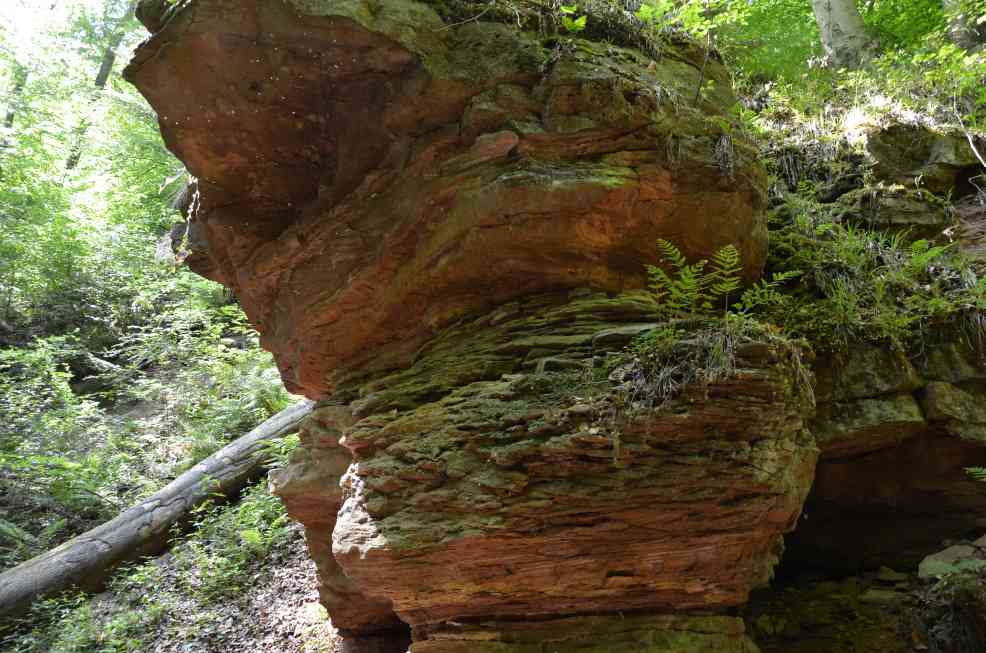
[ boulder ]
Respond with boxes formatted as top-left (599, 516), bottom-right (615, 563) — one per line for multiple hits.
top-left (787, 341), bottom-right (986, 571)
top-left (809, 393), bottom-right (926, 458)
top-left (918, 544), bottom-right (986, 579)
top-left (955, 195), bottom-right (986, 270)
top-left (834, 185), bottom-right (951, 238)
top-left (745, 571), bottom-right (918, 653)
top-left (864, 122), bottom-right (984, 196)
top-left (918, 567), bottom-right (986, 653)
top-left (812, 343), bottom-right (922, 404)
top-left (411, 614), bottom-right (761, 652)
top-left (126, 0), bottom-right (986, 648)
top-left (921, 381), bottom-right (986, 442)
top-left (126, 0), bottom-right (786, 647)
top-left (327, 293), bottom-right (817, 630)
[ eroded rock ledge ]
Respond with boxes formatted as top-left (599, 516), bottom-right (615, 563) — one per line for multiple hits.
top-left (125, 0), bottom-right (766, 400)
top-left (127, 0), bottom-right (808, 649)
top-left (273, 290), bottom-right (817, 650)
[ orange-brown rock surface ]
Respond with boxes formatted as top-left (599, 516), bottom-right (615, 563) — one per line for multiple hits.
top-left (274, 291), bottom-right (817, 650)
top-left (125, 0), bottom-right (767, 400)
top-left (127, 0), bottom-right (819, 650)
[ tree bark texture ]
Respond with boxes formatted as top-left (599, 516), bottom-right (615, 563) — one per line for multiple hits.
top-left (0, 400), bottom-right (313, 628)
top-left (811, 0), bottom-right (876, 68)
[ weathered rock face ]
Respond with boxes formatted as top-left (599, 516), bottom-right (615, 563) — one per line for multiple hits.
top-left (956, 195), bottom-right (986, 270)
top-left (411, 614), bottom-right (762, 653)
top-left (745, 566), bottom-right (919, 653)
top-left (124, 1), bottom-right (986, 650)
top-left (127, 2), bottom-right (787, 646)
top-left (125, 0), bottom-right (767, 400)
top-left (833, 186), bottom-right (951, 237)
top-left (786, 341), bottom-right (986, 571)
top-left (271, 290), bottom-right (817, 649)
top-left (330, 293), bottom-right (816, 625)
top-left (863, 122), bottom-right (984, 196)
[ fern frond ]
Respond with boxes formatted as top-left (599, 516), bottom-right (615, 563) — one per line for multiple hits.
top-left (711, 245), bottom-right (742, 280)
top-left (657, 239), bottom-right (688, 271)
top-left (771, 270), bottom-right (803, 284)
top-left (649, 240), bottom-right (751, 318)
top-left (647, 264), bottom-right (674, 299)
top-left (710, 278), bottom-right (741, 297)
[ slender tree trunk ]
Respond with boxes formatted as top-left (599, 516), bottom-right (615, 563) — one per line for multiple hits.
top-left (0, 400), bottom-right (314, 628)
top-left (944, 0), bottom-right (986, 49)
top-left (811, 0), bottom-right (876, 68)
top-left (2, 63), bottom-right (27, 132)
top-left (0, 62), bottom-right (28, 175)
top-left (65, 1), bottom-right (138, 170)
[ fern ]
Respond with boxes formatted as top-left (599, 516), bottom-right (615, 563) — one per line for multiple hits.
top-left (709, 245), bottom-right (743, 302)
top-left (967, 467), bottom-right (986, 482)
top-left (647, 240), bottom-right (745, 318)
top-left (907, 239), bottom-right (951, 274)
top-left (734, 270), bottom-right (802, 314)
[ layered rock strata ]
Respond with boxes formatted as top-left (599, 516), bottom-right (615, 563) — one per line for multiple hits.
top-left (273, 291), bottom-right (818, 649)
top-left (125, 0), bottom-right (767, 400)
top-left (128, 0), bottom-right (814, 648)
top-left (126, 0), bottom-right (860, 653)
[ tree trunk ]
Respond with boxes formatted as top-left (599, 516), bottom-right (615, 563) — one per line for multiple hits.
top-left (65, 1), bottom-right (138, 170)
top-left (811, 0), bottom-right (876, 68)
top-left (0, 400), bottom-right (313, 628)
top-left (2, 63), bottom-right (27, 133)
top-left (0, 62), bottom-right (28, 174)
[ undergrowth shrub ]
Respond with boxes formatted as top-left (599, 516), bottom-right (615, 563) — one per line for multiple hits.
top-left (610, 315), bottom-right (773, 407)
top-left (764, 198), bottom-right (986, 350)
top-left (0, 276), bottom-right (291, 570)
top-left (3, 479), bottom-right (297, 653)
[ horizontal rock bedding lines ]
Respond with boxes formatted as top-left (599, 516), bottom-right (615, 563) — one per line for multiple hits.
top-left (275, 289), bottom-right (818, 639)
top-left (126, 0), bottom-right (986, 650)
top-left (125, 0), bottom-right (767, 399)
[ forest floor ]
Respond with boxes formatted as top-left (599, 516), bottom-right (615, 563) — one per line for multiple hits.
top-left (1, 520), bottom-right (341, 653)
top-left (112, 524), bottom-right (338, 653)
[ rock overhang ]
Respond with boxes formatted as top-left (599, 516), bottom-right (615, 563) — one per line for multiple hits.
top-left (126, 0), bottom-right (769, 399)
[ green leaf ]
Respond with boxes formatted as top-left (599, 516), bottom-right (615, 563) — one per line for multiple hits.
top-left (239, 528), bottom-right (264, 547)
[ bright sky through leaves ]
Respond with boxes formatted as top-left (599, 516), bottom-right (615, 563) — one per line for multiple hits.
top-left (0, 0), bottom-right (105, 61)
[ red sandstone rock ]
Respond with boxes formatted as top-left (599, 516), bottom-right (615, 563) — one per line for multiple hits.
top-left (126, 1), bottom-right (813, 649)
top-left (125, 0), bottom-right (768, 399)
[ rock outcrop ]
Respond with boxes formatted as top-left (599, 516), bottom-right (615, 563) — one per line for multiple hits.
top-left (126, 0), bottom-right (986, 650)
top-left (863, 122), bottom-right (984, 196)
top-left (786, 340), bottom-right (986, 571)
top-left (125, 0), bottom-right (767, 400)
top-left (270, 290), bottom-right (817, 649)
top-left (126, 0), bottom-right (800, 648)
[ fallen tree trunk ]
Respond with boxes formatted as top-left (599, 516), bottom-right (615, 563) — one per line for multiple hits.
top-left (0, 400), bottom-right (314, 626)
